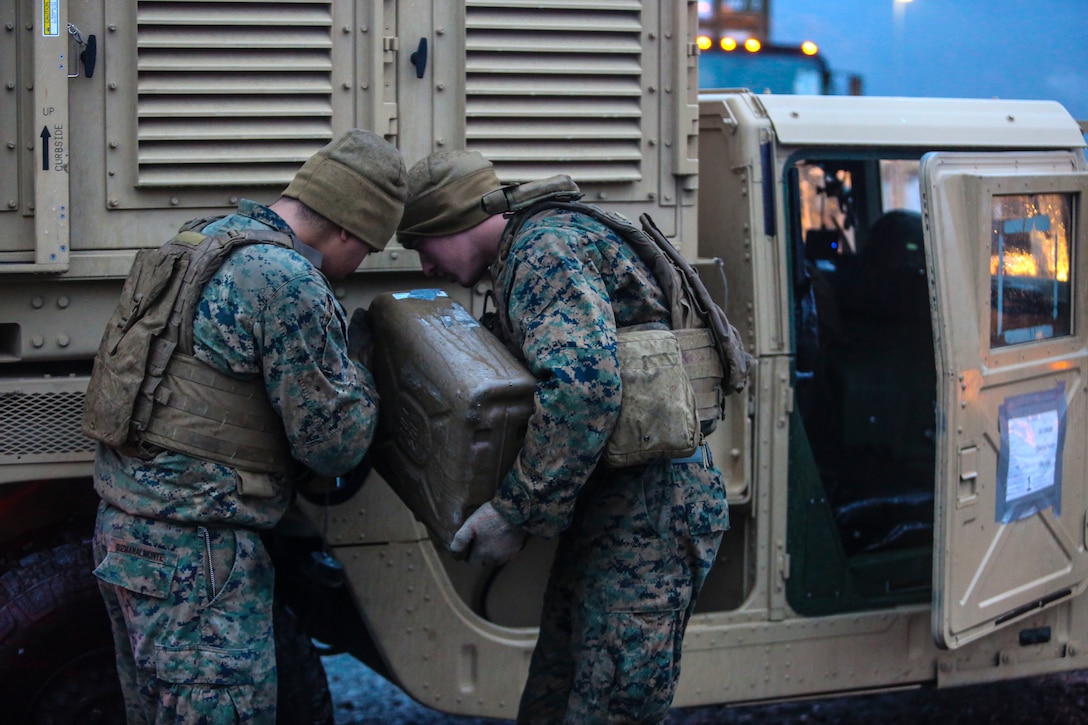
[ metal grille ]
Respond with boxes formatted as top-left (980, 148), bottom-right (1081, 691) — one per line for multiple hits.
top-left (135, 0), bottom-right (335, 188)
top-left (464, 0), bottom-right (645, 183)
top-left (0, 390), bottom-right (93, 459)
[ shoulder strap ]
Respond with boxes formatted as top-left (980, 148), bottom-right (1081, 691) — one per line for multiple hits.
top-left (499, 199), bottom-right (752, 401)
top-left (165, 223), bottom-right (297, 354)
top-left (540, 201), bottom-right (695, 331)
top-left (636, 213), bottom-right (753, 394)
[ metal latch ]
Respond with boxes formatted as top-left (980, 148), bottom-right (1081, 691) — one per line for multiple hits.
top-left (410, 37), bottom-right (428, 78)
top-left (67, 24), bottom-right (96, 78)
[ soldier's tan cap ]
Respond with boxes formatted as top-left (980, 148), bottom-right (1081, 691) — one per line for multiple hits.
top-left (283, 129), bottom-right (407, 251)
top-left (397, 150), bottom-right (504, 248)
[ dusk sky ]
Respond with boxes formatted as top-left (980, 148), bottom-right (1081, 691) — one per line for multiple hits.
top-left (771, 0), bottom-right (1088, 121)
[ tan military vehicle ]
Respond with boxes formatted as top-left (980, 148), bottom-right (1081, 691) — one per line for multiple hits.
top-left (2, 1), bottom-right (1087, 722)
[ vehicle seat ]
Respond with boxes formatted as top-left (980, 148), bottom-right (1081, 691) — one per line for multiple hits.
top-left (825, 210), bottom-right (936, 554)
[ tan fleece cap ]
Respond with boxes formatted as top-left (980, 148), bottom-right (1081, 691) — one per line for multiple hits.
top-left (397, 150), bottom-right (504, 247)
top-left (283, 130), bottom-right (407, 251)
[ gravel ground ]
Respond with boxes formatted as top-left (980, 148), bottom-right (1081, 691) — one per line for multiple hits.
top-left (325, 654), bottom-right (505, 725)
top-left (325, 653), bottom-right (1088, 724)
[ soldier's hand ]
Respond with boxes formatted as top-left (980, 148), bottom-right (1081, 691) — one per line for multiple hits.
top-left (450, 502), bottom-right (527, 567)
top-left (348, 307), bottom-right (374, 368)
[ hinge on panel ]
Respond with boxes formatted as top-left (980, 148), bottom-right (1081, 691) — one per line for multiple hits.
top-left (383, 36), bottom-right (399, 52)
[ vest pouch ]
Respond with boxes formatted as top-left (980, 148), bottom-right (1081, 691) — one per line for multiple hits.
top-left (82, 249), bottom-right (189, 447)
top-left (235, 470), bottom-right (279, 499)
top-left (605, 329), bottom-right (700, 468)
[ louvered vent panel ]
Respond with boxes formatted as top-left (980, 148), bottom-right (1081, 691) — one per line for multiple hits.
top-left (465, 1), bottom-right (645, 183)
top-left (135, 0), bottom-right (335, 187)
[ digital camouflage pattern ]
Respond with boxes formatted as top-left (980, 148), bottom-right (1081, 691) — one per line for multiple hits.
top-left (490, 208), bottom-right (670, 537)
top-left (94, 200), bottom-right (379, 527)
top-left (488, 208), bottom-right (730, 724)
top-left (93, 502), bottom-right (276, 724)
top-left (93, 199), bottom-right (379, 722)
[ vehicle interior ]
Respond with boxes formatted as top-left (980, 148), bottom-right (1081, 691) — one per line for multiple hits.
top-left (784, 155), bottom-right (937, 615)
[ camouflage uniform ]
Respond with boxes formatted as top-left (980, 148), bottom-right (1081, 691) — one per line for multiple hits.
top-left (490, 209), bottom-right (730, 724)
top-left (92, 200), bottom-right (378, 724)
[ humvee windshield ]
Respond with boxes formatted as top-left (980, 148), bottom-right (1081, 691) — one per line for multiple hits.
top-left (786, 155), bottom-right (935, 616)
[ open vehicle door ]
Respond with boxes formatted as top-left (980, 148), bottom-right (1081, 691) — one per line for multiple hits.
top-left (923, 150), bottom-right (1088, 649)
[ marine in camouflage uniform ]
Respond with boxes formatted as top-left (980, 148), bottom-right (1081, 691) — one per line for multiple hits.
top-left (398, 151), bottom-right (730, 725)
top-left (86, 130), bottom-right (407, 724)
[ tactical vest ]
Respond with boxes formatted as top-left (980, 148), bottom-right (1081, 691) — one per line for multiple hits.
top-left (82, 219), bottom-right (296, 473)
top-left (485, 177), bottom-right (752, 424)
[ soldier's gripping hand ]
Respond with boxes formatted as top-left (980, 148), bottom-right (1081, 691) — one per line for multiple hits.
top-left (348, 307), bottom-right (374, 368)
top-left (450, 502), bottom-right (527, 567)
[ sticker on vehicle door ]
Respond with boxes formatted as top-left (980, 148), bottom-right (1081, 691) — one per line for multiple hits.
top-left (996, 383), bottom-right (1066, 523)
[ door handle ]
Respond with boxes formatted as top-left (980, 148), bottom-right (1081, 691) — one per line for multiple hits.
top-left (410, 37), bottom-right (428, 79)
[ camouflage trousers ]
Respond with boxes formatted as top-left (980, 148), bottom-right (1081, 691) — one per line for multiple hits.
top-left (517, 460), bottom-right (729, 725)
top-left (92, 501), bottom-right (277, 724)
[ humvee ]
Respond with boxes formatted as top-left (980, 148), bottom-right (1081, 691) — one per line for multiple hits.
top-left (2, 0), bottom-right (1087, 722)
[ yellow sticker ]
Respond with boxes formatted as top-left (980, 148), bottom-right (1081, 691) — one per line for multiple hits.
top-left (42, 0), bottom-right (59, 37)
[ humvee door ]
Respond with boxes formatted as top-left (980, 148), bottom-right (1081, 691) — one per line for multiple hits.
top-left (922, 150), bottom-right (1088, 649)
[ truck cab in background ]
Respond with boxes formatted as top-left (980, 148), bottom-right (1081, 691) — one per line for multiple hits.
top-left (2, 1), bottom-right (1088, 722)
top-left (695, 0), bottom-right (861, 95)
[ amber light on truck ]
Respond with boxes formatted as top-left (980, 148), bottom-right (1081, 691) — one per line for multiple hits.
top-left (701, 38), bottom-right (820, 56)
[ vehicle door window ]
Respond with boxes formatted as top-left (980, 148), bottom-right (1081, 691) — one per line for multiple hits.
top-left (787, 154), bottom-right (936, 615)
top-left (990, 193), bottom-right (1073, 348)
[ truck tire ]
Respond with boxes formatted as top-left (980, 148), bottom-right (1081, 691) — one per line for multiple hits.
top-left (0, 531), bottom-right (124, 725)
top-left (0, 530), bottom-right (332, 725)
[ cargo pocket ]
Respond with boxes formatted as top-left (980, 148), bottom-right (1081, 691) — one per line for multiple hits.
top-left (155, 644), bottom-right (256, 686)
top-left (576, 606), bottom-right (684, 724)
top-left (92, 539), bottom-right (177, 599)
top-left (155, 645), bottom-right (257, 723)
